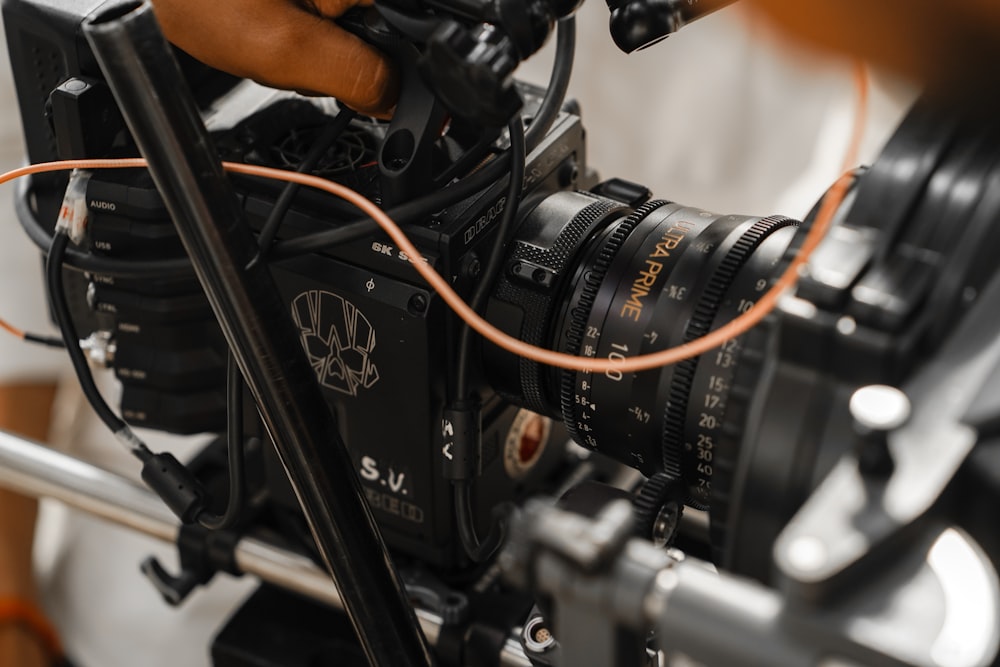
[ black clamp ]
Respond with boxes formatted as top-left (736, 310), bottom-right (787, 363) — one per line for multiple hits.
top-left (141, 523), bottom-right (242, 606)
top-left (401, 568), bottom-right (470, 626)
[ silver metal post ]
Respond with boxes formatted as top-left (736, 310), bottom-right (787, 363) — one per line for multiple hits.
top-left (0, 430), bottom-right (535, 665)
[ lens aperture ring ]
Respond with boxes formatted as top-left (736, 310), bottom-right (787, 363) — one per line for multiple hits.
top-left (558, 199), bottom-right (672, 448)
top-left (575, 209), bottom-right (736, 476)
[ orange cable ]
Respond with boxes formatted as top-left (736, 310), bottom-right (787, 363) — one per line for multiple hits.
top-left (0, 62), bottom-right (868, 373)
top-left (0, 318), bottom-right (25, 339)
top-left (0, 598), bottom-right (64, 660)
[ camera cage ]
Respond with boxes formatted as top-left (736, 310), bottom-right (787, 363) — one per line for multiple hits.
top-left (1, 0), bottom-right (1000, 666)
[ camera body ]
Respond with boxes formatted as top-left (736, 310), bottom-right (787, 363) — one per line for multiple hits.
top-left (230, 93), bottom-right (585, 566)
top-left (4, 0), bottom-right (584, 567)
top-left (8, 1), bottom-right (1000, 665)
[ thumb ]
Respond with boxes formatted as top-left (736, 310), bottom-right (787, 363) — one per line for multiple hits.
top-left (152, 0), bottom-right (399, 117)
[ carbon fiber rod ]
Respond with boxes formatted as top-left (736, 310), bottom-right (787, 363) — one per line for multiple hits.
top-left (82, 4), bottom-right (434, 665)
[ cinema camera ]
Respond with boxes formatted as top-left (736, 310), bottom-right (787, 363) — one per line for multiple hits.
top-left (3, 0), bottom-right (1000, 665)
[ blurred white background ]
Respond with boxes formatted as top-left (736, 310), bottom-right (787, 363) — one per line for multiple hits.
top-left (519, 1), bottom-right (913, 217)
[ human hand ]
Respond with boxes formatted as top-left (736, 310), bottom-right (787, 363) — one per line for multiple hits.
top-left (151, 0), bottom-right (399, 117)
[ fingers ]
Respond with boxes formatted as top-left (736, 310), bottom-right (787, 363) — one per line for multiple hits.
top-left (151, 0), bottom-right (398, 117)
top-left (309, 0), bottom-right (376, 17)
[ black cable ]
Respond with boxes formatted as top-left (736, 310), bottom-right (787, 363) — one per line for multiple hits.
top-left (269, 219), bottom-right (379, 260)
top-left (448, 117), bottom-right (525, 564)
top-left (454, 480), bottom-right (508, 563)
top-left (47, 230), bottom-right (236, 527)
top-left (455, 117), bottom-right (526, 399)
top-left (47, 230), bottom-right (236, 526)
top-left (256, 108), bottom-right (356, 257)
top-left (432, 131), bottom-right (501, 189)
top-left (18, 20), bottom-right (575, 272)
top-left (19, 182), bottom-right (193, 278)
top-left (269, 159), bottom-right (509, 259)
top-left (269, 17), bottom-right (574, 260)
top-left (524, 17), bottom-right (576, 153)
top-left (23, 332), bottom-right (65, 348)
top-left (442, 19), bottom-right (576, 563)
top-left (197, 353), bottom-right (247, 530)
top-left (46, 231), bottom-right (151, 462)
top-left (46, 231), bottom-right (123, 433)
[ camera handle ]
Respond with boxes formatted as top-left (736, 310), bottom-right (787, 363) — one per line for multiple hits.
top-left (406, 0), bottom-right (581, 126)
top-left (378, 43), bottom-right (449, 207)
top-left (340, 8), bottom-right (451, 205)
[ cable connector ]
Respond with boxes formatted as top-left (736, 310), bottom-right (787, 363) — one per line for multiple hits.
top-left (80, 330), bottom-right (116, 367)
top-left (141, 451), bottom-right (209, 524)
top-left (54, 169), bottom-right (92, 245)
top-left (441, 402), bottom-right (481, 481)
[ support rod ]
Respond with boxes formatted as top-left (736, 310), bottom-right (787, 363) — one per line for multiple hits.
top-left (0, 430), bottom-right (457, 656)
top-left (81, 4), bottom-right (433, 665)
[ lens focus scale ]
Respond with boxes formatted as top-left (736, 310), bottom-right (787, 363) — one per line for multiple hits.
top-left (555, 199), bottom-right (673, 463)
top-left (618, 213), bottom-right (749, 477)
top-left (665, 218), bottom-right (799, 506)
top-left (567, 208), bottom-right (736, 475)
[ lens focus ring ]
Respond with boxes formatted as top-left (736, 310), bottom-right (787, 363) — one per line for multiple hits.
top-left (662, 215), bottom-right (798, 507)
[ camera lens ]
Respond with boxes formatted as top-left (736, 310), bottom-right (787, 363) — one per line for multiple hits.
top-left (488, 190), bottom-right (798, 509)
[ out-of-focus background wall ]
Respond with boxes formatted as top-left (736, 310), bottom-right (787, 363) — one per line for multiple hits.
top-left (519, 1), bottom-right (913, 218)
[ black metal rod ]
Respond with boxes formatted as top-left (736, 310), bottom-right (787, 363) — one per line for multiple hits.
top-left (82, 5), bottom-right (434, 665)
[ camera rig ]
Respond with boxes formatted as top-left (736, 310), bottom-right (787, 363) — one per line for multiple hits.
top-left (2, 0), bottom-right (1000, 666)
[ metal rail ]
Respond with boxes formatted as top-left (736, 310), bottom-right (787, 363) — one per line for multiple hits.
top-left (0, 431), bottom-right (533, 665)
